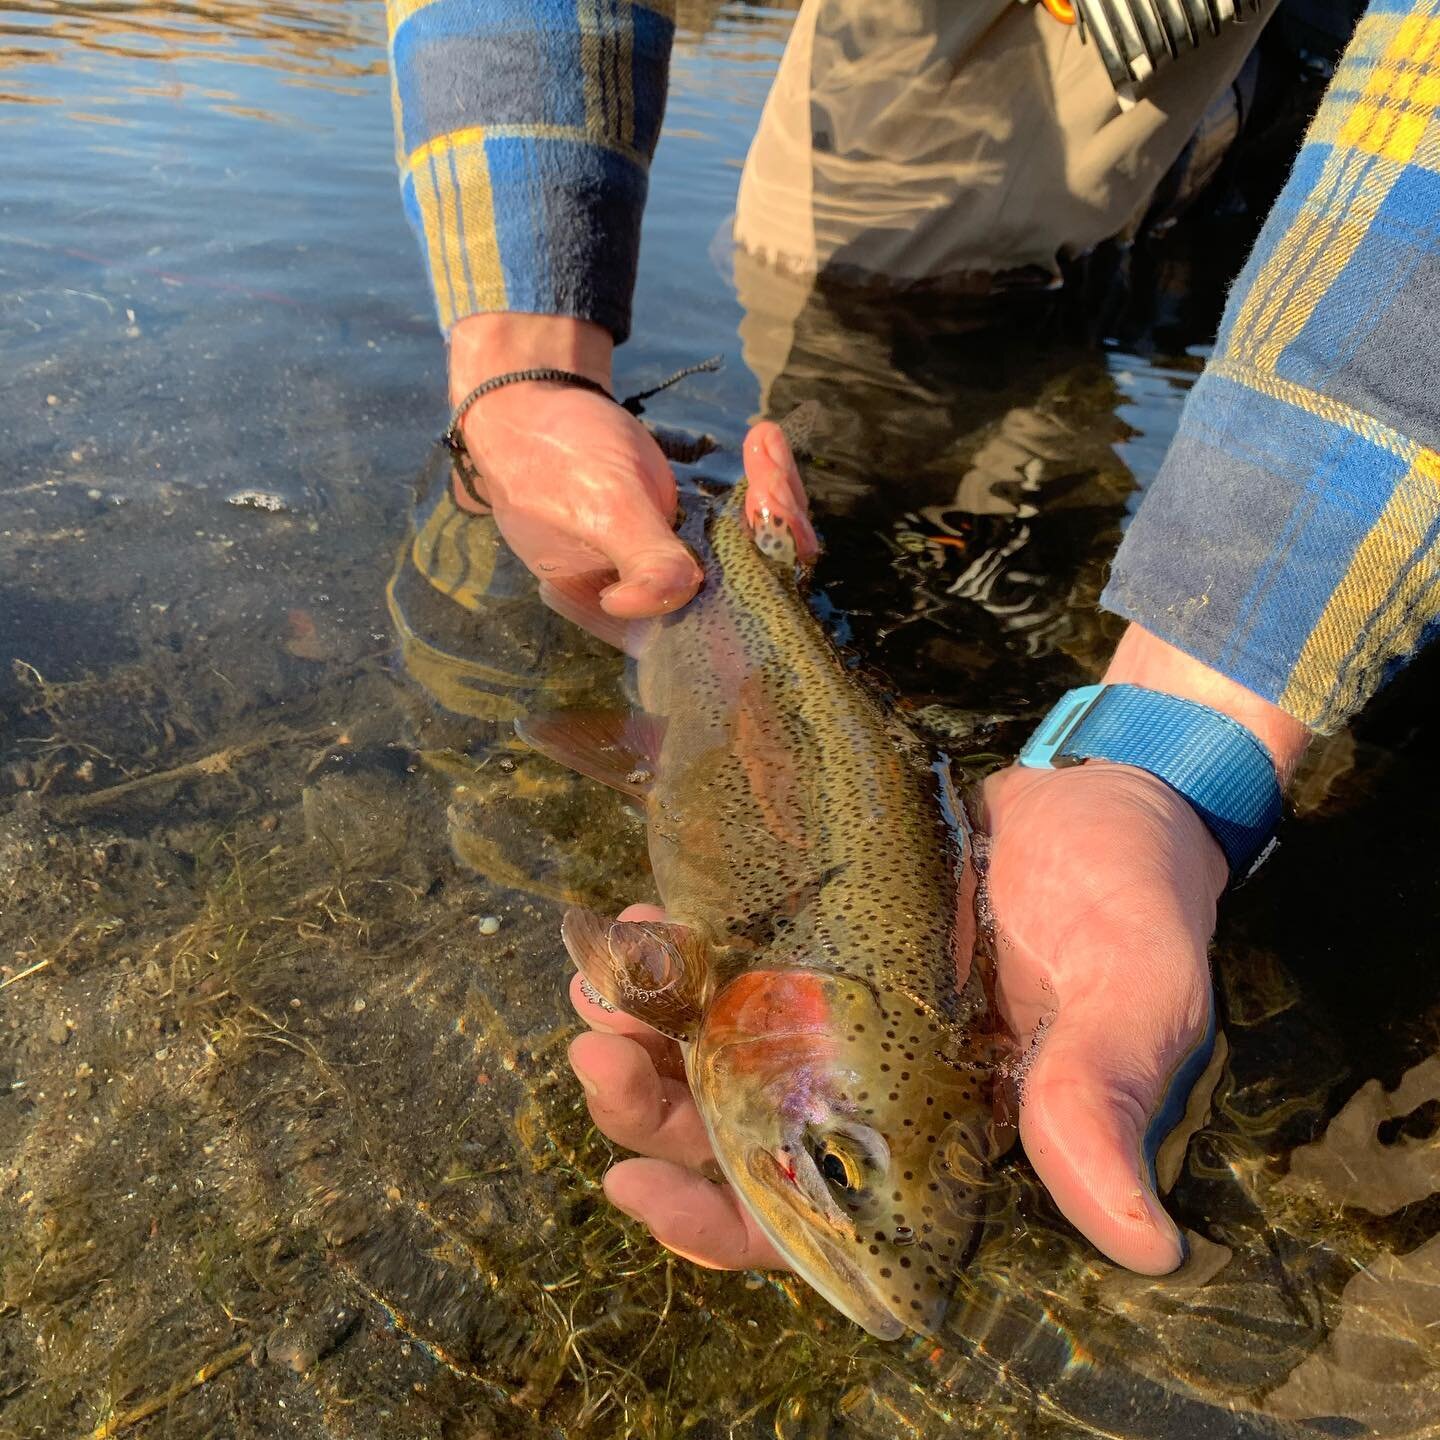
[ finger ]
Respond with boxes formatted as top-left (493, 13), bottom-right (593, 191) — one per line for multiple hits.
top-left (1020, 987), bottom-right (1213, 1274)
top-left (593, 482), bottom-right (704, 620)
top-left (604, 1158), bottom-right (786, 1271)
top-left (742, 421), bottom-right (820, 563)
top-left (568, 971), bottom-right (685, 1080)
top-left (566, 903), bottom-right (680, 1074)
top-left (568, 1033), bottom-right (715, 1171)
top-left (616, 904), bottom-right (669, 923)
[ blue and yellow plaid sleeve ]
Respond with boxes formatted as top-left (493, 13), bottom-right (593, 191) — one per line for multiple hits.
top-left (1103, 0), bottom-right (1440, 733)
top-left (384, 0), bottom-right (675, 341)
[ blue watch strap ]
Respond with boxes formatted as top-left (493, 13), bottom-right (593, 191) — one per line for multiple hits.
top-left (1017, 684), bottom-right (1282, 879)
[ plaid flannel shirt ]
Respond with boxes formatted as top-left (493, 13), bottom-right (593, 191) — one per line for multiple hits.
top-left (386, 0), bottom-right (1440, 733)
top-left (1104, 0), bottom-right (1440, 732)
top-left (384, 0), bottom-right (675, 341)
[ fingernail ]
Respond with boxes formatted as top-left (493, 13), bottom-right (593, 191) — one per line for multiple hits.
top-left (601, 571), bottom-right (662, 602)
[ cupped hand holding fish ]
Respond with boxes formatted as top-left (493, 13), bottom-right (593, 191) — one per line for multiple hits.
top-left (568, 762), bottom-right (1225, 1278)
top-left (569, 610), bottom-right (1309, 1282)
top-left (448, 313), bottom-right (816, 618)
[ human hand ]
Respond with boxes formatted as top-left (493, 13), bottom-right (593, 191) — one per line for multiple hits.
top-left (975, 626), bottom-right (1310, 1270)
top-left (565, 628), bottom-right (1309, 1274)
top-left (567, 907), bottom-right (785, 1271)
top-left (448, 313), bottom-right (816, 620)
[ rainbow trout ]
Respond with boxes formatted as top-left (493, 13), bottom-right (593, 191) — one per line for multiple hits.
top-left (518, 444), bottom-right (1006, 1339)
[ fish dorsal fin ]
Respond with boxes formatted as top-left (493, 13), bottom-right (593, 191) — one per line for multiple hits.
top-left (515, 709), bottom-right (664, 800)
top-left (561, 907), bottom-right (709, 1042)
top-left (777, 400), bottom-right (823, 460)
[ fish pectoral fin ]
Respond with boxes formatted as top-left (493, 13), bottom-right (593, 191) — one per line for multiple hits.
top-left (515, 709), bottom-right (665, 800)
top-left (561, 907), bottom-right (707, 1042)
top-left (537, 575), bottom-right (654, 657)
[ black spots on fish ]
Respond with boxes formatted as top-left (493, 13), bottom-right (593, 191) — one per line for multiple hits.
top-left (868, 1243), bottom-right (880, 1255)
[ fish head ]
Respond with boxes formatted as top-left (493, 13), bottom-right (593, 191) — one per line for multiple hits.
top-left (691, 967), bottom-right (999, 1340)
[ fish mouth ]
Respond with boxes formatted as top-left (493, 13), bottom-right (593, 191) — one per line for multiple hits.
top-left (737, 1148), bottom-right (925, 1342)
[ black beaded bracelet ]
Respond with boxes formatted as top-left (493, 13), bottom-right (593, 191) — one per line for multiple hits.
top-left (443, 368), bottom-right (616, 508)
top-left (440, 354), bottom-right (724, 510)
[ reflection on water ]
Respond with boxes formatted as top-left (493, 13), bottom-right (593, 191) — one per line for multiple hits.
top-left (1, 1), bottom-right (1437, 1437)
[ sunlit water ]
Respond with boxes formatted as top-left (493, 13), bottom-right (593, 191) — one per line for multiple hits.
top-left (1, 3), bottom-right (1438, 1438)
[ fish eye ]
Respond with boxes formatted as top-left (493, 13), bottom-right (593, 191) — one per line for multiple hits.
top-left (812, 1139), bottom-right (863, 1193)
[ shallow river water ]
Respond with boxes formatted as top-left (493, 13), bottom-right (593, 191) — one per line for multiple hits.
top-left (1, 3), bottom-right (1438, 1438)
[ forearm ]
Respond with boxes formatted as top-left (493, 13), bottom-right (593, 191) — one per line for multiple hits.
top-left (385, 1), bottom-right (676, 341)
top-left (449, 314), bottom-right (615, 395)
top-left (1102, 0), bottom-right (1440, 734)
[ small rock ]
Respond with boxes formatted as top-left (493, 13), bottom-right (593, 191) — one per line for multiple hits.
top-left (265, 1325), bottom-right (320, 1376)
top-left (352, 998), bottom-right (366, 1013)
top-left (226, 489), bottom-right (291, 513)
top-left (478, 916), bottom-right (502, 936)
top-left (257, 813), bottom-right (279, 833)
top-left (48, 1016), bottom-right (70, 1046)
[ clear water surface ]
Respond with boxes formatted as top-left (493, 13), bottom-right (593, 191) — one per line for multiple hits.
top-left (1, 4), bottom-right (1438, 1438)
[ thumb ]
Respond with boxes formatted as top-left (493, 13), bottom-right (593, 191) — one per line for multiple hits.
top-left (593, 489), bottom-right (704, 620)
top-left (1019, 988), bottom-right (1215, 1274)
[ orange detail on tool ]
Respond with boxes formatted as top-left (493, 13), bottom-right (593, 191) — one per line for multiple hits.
top-left (1039, 0), bottom-right (1077, 22)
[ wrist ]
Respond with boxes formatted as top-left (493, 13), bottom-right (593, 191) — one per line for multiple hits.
top-left (1102, 626), bottom-right (1311, 785)
top-left (448, 312), bottom-right (614, 396)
